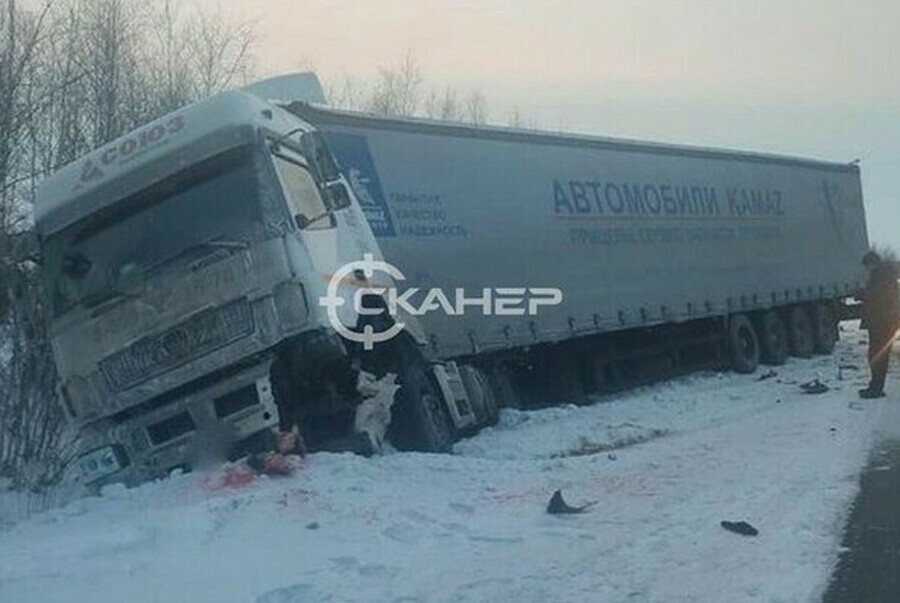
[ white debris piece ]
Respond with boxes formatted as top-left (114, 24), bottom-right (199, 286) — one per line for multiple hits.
top-left (354, 372), bottom-right (400, 452)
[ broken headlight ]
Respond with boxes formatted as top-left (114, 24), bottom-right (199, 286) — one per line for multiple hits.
top-left (75, 445), bottom-right (129, 484)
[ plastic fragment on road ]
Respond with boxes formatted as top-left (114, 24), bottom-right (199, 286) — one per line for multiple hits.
top-left (720, 520), bottom-right (759, 536)
top-left (758, 370), bottom-right (778, 381)
top-left (801, 379), bottom-right (830, 394)
top-left (546, 489), bottom-right (597, 514)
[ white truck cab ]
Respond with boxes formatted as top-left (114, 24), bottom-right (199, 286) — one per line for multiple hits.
top-left (35, 91), bottom-right (480, 487)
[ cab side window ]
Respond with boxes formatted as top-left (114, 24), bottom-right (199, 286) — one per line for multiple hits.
top-left (271, 147), bottom-right (330, 230)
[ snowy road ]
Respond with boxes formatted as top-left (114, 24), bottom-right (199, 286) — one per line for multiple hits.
top-left (2, 326), bottom-right (897, 603)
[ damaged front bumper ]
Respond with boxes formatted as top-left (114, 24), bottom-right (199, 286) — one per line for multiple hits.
top-left (68, 358), bottom-right (279, 488)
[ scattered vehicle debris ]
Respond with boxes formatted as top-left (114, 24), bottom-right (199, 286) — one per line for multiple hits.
top-left (721, 520), bottom-right (760, 537)
top-left (546, 489), bottom-right (597, 515)
top-left (354, 372), bottom-right (401, 453)
top-left (801, 379), bottom-right (830, 394)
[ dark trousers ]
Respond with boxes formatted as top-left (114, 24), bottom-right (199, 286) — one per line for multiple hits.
top-left (868, 328), bottom-right (895, 393)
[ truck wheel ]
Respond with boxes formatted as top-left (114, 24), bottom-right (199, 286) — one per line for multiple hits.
top-left (392, 356), bottom-right (455, 453)
top-left (459, 365), bottom-right (499, 428)
top-left (756, 310), bottom-right (789, 366)
top-left (728, 314), bottom-right (760, 374)
top-left (811, 303), bottom-right (838, 354)
top-left (787, 306), bottom-right (813, 358)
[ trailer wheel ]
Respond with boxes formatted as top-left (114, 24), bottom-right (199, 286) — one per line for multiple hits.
top-left (756, 310), bottom-right (789, 366)
top-left (728, 314), bottom-right (760, 374)
top-left (811, 303), bottom-right (838, 354)
top-left (787, 306), bottom-right (814, 358)
top-left (391, 350), bottom-right (455, 453)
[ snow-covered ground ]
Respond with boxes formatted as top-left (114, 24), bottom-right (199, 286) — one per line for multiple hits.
top-left (2, 325), bottom-right (898, 603)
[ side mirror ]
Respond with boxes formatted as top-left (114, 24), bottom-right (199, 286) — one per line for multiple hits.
top-left (300, 131), bottom-right (340, 183)
top-left (327, 182), bottom-right (352, 211)
top-left (294, 213), bottom-right (336, 230)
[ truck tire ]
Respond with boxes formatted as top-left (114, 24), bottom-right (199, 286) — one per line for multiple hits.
top-left (811, 302), bottom-right (838, 354)
top-left (728, 314), bottom-right (760, 374)
top-left (756, 310), bottom-right (789, 366)
top-left (459, 365), bottom-right (499, 428)
top-left (787, 306), bottom-right (813, 358)
top-left (391, 352), bottom-right (455, 453)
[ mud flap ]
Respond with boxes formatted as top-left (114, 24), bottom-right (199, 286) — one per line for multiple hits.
top-left (430, 362), bottom-right (477, 431)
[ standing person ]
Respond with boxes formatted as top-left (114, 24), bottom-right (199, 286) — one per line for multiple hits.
top-left (859, 251), bottom-right (900, 398)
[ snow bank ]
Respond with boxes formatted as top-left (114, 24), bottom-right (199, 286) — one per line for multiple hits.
top-left (0, 328), bottom-right (894, 602)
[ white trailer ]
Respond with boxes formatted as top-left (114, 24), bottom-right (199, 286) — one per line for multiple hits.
top-left (289, 103), bottom-right (868, 360)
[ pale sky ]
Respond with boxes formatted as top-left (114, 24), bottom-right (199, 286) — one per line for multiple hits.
top-left (208, 0), bottom-right (899, 250)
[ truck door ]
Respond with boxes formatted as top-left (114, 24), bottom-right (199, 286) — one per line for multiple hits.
top-left (270, 139), bottom-right (385, 333)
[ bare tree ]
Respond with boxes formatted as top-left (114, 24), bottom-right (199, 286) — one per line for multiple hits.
top-left (462, 90), bottom-right (487, 125)
top-left (146, 0), bottom-right (193, 113)
top-left (424, 86), bottom-right (460, 121)
top-left (368, 51), bottom-right (422, 117)
top-left (327, 74), bottom-right (365, 110)
top-left (0, 0), bottom-right (52, 230)
top-left (507, 105), bottom-right (525, 128)
top-left (326, 52), bottom-right (511, 127)
top-left (422, 88), bottom-right (439, 119)
top-left (186, 5), bottom-right (254, 100)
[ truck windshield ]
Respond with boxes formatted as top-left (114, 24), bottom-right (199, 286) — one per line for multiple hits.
top-left (43, 146), bottom-right (264, 318)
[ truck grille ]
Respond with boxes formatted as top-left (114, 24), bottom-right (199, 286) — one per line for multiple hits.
top-left (146, 411), bottom-right (196, 446)
top-left (100, 299), bottom-right (254, 391)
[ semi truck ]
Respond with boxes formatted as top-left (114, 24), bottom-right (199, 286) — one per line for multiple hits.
top-left (33, 84), bottom-right (869, 487)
